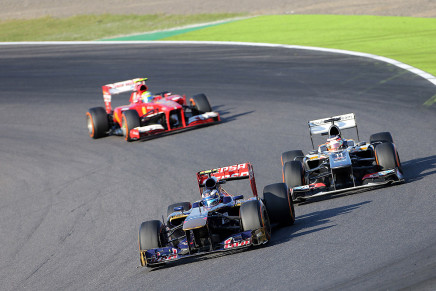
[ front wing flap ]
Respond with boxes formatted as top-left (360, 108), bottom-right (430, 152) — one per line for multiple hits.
top-left (291, 168), bottom-right (404, 199)
top-left (187, 112), bottom-right (220, 126)
top-left (128, 112), bottom-right (220, 140)
top-left (142, 230), bottom-right (259, 267)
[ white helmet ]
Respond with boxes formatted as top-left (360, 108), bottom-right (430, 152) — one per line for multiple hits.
top-left (326, 135), bottom-right (344, 151)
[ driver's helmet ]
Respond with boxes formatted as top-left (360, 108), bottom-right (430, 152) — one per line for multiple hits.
top-left (135, 83), bottom-right (148, 92)
top-left (141, 91), bottom-right (153, 103)
top-left (202, 189), bottom-right (220, 208)
top-left (326, 135), bottom-right (344, 151)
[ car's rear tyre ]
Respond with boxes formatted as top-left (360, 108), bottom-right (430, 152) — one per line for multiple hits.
top-left (281, 150), bottom-right (304, 165)
top-left (240, 200), bottom-right (271, 240)
top-left (263, 183), bottom-right (295, 226)
top-left (190, 93), bottom-right (212, 114)
top-left (122, 110), bottom-right (140, 141)
top-left (86, 107), bottom-right (109, 139)
top-left (166, 202), bottom-right (191, 217)
top-left (375, 142), bottom-right (401, 171)
top-left (370, 132), bottom-right (393, 144)
top-left (138, 220), bottom-right (163, 266)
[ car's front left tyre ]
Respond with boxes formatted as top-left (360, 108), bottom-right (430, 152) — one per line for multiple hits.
top-left (375, 142), bottom-right (401, 171)
top-left (122, 110), bottom-right (140, 141)
top-left (370, 132), bottom-right (393, 144)
top-left (240, 200), bottom-right (271, 242)
top-left (190, 93), bottom-right (212, 114)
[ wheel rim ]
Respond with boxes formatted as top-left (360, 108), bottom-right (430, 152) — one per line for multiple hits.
top-left (86, 114), bottom-right (94, 137)
top-left (121, 116), bottom-right (127, 138)
top-left (261, 207), bottom-right (271, 240)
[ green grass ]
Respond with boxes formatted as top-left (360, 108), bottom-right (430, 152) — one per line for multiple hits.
top-left (165, 15), bottom-right (436, 77)
top-left (0, 13), bottom-right (242, 41)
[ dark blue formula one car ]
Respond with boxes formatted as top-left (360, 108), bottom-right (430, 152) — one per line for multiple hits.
top-left (138, 163), bottom-right (295, 268)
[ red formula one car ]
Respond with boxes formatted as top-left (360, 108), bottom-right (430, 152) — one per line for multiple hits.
top-left (138, 163), bottom-right (295, 268)
top-left (86, 78), bottom-right (220, 141)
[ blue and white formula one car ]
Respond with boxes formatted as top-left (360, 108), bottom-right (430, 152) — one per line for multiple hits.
top-left (138, 163), bottom-right (295, 268)
top-left (281, 113), bottom-right (404, 202)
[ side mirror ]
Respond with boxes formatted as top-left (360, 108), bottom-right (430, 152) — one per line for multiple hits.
top-left (174, 206), bottom-right (184, 212)
top-left (222, 196), bottom-right (232, 204)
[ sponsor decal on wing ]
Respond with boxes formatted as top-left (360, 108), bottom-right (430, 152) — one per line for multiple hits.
top-left (293, 183), bottom-right (326, 191)
top-left (309, 113), bottom-right (356, 135)
top-left (103, 94), bottom-right (111, 103)
top-left (188, 112), bottom-right (218, 124)
top-left (362, 169), bottom-right (395, 180)
top-left (201, 163), bottom-right (250, 182)
top-left (223, 237), bottom-right (252, 249)
top-left (294, 185), bottom-right (310, 191)
top-left (149, 248), bottom-right (178, 263)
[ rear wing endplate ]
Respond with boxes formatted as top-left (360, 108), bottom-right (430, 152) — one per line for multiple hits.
top-left (308, 113), bottom-right (359, 148)
top-left (101, 77), bottom-right (147, 113)
top-left (196, 162), bottom-right (258, 197)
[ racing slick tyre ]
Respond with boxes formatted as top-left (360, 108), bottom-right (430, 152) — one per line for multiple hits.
top-left (240, 200), bottom-right (271, 242)
top-left (166, 202), bottom-right (191, 217)
top-left (190, 93), bottom-right (212, 114)
top-left (281, 150), bottom-right (304, 165)
top-left (263, 183), bottom-right (295, 226)
top-left (374, 142), bottom-right (401, 171)
top-left (283, 161), bottom-right (305, 201)
top-left (122, 110), bottom-right (140, 142)
top-left (283, 161), bottom-right (305, 188)
top-left (138, 220), bottom-right (164, 266)
top-left (370, 132), bottom-right (393, 144)
top-left (86, 107), bottom-right (109, 139)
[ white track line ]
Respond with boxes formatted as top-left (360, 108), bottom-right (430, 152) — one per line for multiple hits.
top-left (2, 40), bottom-right (435, 88)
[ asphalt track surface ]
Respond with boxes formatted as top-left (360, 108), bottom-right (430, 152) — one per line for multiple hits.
top-left (1, 44), bottom-right (436, 290)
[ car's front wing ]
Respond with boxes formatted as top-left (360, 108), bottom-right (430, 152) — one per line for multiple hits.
top-left (141, 229), bottom-right (266, 267)
top-left (129, 112), bottom-right (220, 140)
top-left (291, 168), bottom-right (404, 200)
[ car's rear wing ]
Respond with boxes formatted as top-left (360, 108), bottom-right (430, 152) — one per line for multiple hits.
top-left (101, 77), bottom-right (147, 113)
top-left (196, 162), bottom-right (258, 197)
top-left (308, 113), bottom-right (360, 148)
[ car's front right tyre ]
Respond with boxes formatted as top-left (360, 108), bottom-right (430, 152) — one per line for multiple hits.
top-left (263, 183), bottom-right (295, 226)
top-left (138, 220), bottom-right (163, 266)
top-left (86, 107), bottom-right (109, 139)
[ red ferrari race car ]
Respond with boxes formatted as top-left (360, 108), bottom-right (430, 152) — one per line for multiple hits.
top-left (86, 78), bottom-right (220, 141)
top-left (138, 163), bottom-right (295, 268)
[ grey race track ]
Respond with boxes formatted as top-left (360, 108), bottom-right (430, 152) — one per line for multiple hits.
top-left (1, 44), bottom-right (436, 290)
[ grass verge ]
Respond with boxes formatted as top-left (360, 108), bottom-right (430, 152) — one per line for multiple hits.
top-left (0, 13), bottom-right (243, 41)
top-left (165, 15), bottom-right (436, 77)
